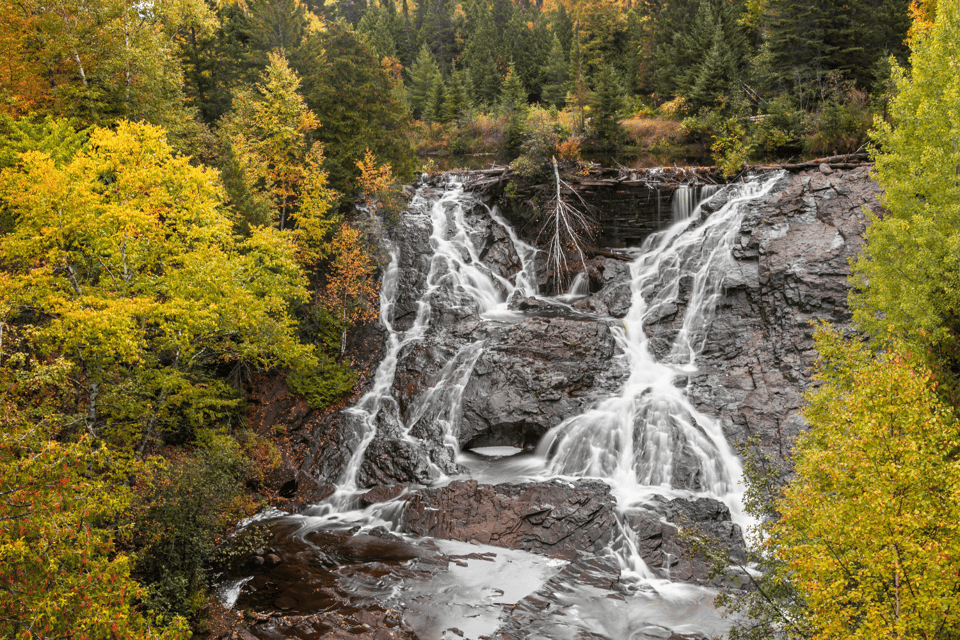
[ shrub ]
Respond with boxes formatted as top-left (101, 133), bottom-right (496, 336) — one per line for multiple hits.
top-left (802, 80), bottom-right (872, 156)
top-left (509, 106), bottom-right (560, 178)
top-left (130, 434), bottom-right (254, 622)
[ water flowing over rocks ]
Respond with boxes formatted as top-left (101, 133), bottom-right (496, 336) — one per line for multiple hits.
top-left (226, 166), bottom-right (880, 640)
top-left (685, 167), bottom-right (879, 463)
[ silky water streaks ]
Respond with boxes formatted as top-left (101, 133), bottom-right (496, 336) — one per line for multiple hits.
top-left (538, 173), bottom-right (784, 521)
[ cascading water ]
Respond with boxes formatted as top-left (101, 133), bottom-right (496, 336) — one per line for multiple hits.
top-left (538, 175), bottom-right (781, 525)
top-left (672, 184), bottom-right (721, 222)
top-left (225, 172), bottom-right (786, 640)
top-left (333, 177), bottom-right (539, 501)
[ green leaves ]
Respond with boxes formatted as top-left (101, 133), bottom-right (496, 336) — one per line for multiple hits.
top-left (0, 120), bottom-right (318, 448)
top-left (851, 0), bottom-right (960, 376)
top-left (0, 414), bottom-right (190, 640)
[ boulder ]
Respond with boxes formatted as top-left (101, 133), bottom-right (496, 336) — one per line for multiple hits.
top-left (402, 479), bottom-right (619, 556)
top-left (458, 316), bottom-right (622, 448)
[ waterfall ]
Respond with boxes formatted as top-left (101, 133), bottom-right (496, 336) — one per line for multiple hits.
top-left (332, 178), bottom-right (538, 500)
top-left (672, 184), bottom-right (721, 222)
top-left (226, 171), bottom-right (788, 640)
top-left (537, 174), bottom-right (783, 524)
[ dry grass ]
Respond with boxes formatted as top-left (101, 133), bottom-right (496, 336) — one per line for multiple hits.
top-left (620, 116), bottom-right (686, 147)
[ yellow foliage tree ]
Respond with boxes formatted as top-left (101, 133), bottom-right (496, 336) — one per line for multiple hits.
top-left (320, 223), bottom-right (380, 355)
top-left (221, 50), bottom-right (337, 237)
top-left (774, 327), bottom-right (960, 639)
top-left (0, 120), bottom-right (319, 450)
top-left (0, 379), bottom-right (189, 639)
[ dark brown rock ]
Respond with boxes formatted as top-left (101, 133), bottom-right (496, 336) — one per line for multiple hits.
top-left (360, 483), bottom-right (409, 505)
top-left (401, 479), bottom-right (618, 555)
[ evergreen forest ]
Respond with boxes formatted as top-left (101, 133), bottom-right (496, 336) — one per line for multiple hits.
top-left (1, 0), bottom-right (960, 637)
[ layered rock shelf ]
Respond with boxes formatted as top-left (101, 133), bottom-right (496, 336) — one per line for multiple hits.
top-left (232, 165), bottom-right (881, 640)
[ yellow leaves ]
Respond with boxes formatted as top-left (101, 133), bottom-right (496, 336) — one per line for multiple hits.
top-left (356, 148), bottom-right (394, 197)
top-left (220, 51), bottom-right (323, 230)
top-left (775, 327), bottom-right (960, 638)
top-left (320, 222), bottom-right (379, 328)
top-left (0, 419), bottom-right (189, 640)
top-left (291, 145), bottom-right (340, 266)
top-left (907, 0), bottom-right (938, 43)
top-left (0, 118), bottom-right (316, 443)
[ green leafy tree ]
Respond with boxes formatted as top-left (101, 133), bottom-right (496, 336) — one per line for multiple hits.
top-left (1, 0), bottom-right (205, 129)
top-left (850, 0), bottom-right (960, 378)
top-left (130, 432), bottom-right (258, 619)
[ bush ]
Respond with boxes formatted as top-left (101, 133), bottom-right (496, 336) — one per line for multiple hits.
top-left (509, 107), bottom-right (561, 178)
top-left (130, 434), bottom-right (255, 622)
top-left (287, 358), bottom-right (357, 408)
top-left (802, 81), bottom-right (872, 156)
top-left (682, 107), bottom-right (747, 177)
top-left (750, 94), bottom-right (804, 158)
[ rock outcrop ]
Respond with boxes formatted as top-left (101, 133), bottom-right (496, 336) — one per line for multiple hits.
top-left (691, 167), bottom-right (878, 463)
top-left (401, 479), bottom-right (619, 556)
top-left (229, 166), bottom-right (879, 640)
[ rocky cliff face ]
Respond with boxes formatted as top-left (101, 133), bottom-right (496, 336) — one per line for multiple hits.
top-left (252, 163), bottom-right (881, 520)
top-left (685, 167), bottom-right (879, 464)
top-left (232, 166), bottom-right (881, 640)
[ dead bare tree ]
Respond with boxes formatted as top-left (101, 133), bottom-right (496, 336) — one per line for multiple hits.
top-left (538, 157), bottom-right (597, 294)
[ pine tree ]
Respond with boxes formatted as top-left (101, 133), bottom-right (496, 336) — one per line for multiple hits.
top-left (688, 13), bottom-right (741, 109)
top-left (654, 0), bottom-right (746, 104)
top-left (425, 75), bottom-right (446, 123)
top-left (761, 0), bottom-right (868, 91)
top-left (443, 69), bottom-right (470, 122)
top-left (408, 44), bottom-right (442, 118)
top-left (296, 20), bottom-right (415, 192)
top-left (418, 0), bottom-right (456, 69)
top-left (542, 34), bottom-right (570, 107)
top-left (589, 64), bottom-right (625, 149)
top-left (552, 1), bottom-right (574, 54)
top-left (358, 6), bottom-right (398, 60)
top-left (461, 2), bottom-right (502, 106)
top-left (505, 11), bottom-right (549, 102)
top-left (501, 63), bottom-right (527, 151)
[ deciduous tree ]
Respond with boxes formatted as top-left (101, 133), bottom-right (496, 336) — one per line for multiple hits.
top-left (0, 120), bottom-right (320, 451)
top-left (220, 51), bottom-right (330, 231)
top-left (774, 327), bottom-right (960, 639)
top-left (850, 0), bottom-right (960, 377)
